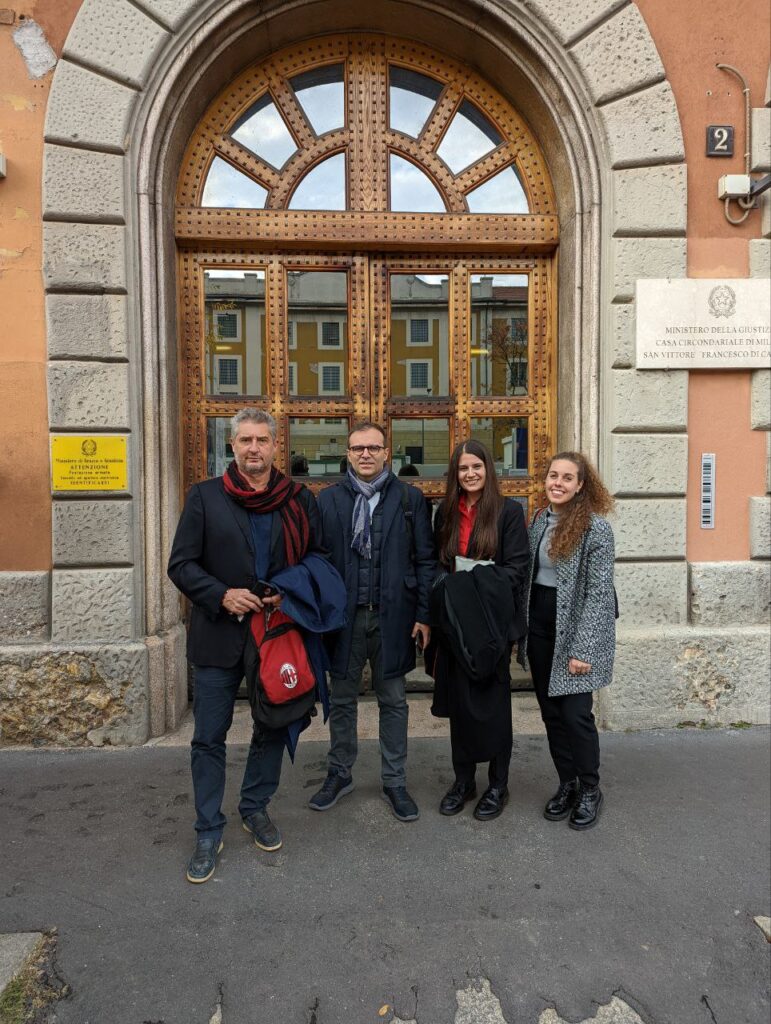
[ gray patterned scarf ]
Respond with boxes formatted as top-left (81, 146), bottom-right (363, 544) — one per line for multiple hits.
top-left (348, 468), bottom-right (390, 559)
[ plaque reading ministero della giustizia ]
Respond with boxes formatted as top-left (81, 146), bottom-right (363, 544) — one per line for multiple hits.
top-left (51, 435), bottom-right (128, 491)
top-left (636, 279), bottom-right (770, 369)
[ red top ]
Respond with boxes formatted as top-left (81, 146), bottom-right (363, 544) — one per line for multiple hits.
top-left (458, 496), bottom-right (478, 557)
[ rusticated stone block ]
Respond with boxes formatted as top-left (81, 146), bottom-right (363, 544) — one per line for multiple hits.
top-left (145, 621), bottom-right (188, 737)
top-left (0, 573), bottom-right (49, 643)
top-left (601, 626), bottom-right (771, 729)
top-left (45, 59), bottom-right (134, 152)
top-left (523, 0), bottom-right (626, 45)
top-left (750, 496), bottom-right (771, 559)
top-left (613, 165), bottom-right (687, 236)
top-left (751, 106), bottom-right (771, 172)
top-left (751, 370), bottom-right (771, 430)
top-left (64, 0), bottom-right (168, 90)
top-left (46, 294), bottom-right (128, 360)
top-left (614, 498), bottom-right (686, 559)
top-left (613, 562), bottom-right (687, 625)
top-left (599, 81), bottom-right (684, 168)
top-left (570, 5), bottom-right (665, 105)
top-left (0, 642), bottom-right (149, 745)
top-left (137, 0), bottom-right (209, 30)
top-left (610, 369), bottom-right (688, 431)
top-left (690, 561), bottom-right (771, 626)
top-left (613, 238), bottom-right (687, 302)
top-left (43, 223), bottom-right (126, 291)
top-left (53, 500), bottom-right (134, 566)
top-left (611, 302), bottom-right (635, 368)
top-left (761, 191), bottom-right (771, 239)
top-left (749, 239), bottom-right (770, 279)
top-left (51, 569), bottom-right (135, 642)
top-left (48, 362), bottom-right (130, 430)
top-left (44, 145), bottom-right (125, 223)
top-left (611, 434), bottom-right (687, 495)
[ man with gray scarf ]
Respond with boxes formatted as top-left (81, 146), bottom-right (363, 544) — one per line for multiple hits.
top-left (311, 422), bottom-right (435, 821)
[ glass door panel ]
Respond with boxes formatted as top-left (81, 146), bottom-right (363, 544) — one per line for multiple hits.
top-left (204, 268), bottom-right (266, 397)
top-left (288, 416), bottom-right (349, 478)
top-left (469, 272), bottom-right (529, 397)
top-left (287, 270), bottom-right (349, 397)
top-left (389, 273), bottom-right (450, 398)
top-left (391, 418), bottom-right (451, 478)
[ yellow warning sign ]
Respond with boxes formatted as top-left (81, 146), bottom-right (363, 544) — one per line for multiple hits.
top-left (51, 435), bottom-right (128, 491)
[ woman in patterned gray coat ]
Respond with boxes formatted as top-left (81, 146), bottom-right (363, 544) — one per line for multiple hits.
top-left (520, 452), bottom-right (615, 831)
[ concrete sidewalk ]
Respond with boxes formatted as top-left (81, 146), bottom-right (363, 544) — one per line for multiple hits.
top-left (1, 723), bottom-right (769, 1024)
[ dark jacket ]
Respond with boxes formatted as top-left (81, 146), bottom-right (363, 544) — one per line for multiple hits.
top-left (317, 472), bottom-right (436, 680)
top-left (167, 476), bottom-right (324, 667)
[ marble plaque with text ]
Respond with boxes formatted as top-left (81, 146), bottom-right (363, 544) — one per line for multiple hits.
top-left (636, 279), bottom-right (770, 369)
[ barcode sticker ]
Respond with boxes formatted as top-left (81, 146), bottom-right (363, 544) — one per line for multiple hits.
top-left (701, 453), bottom-right (716, 529)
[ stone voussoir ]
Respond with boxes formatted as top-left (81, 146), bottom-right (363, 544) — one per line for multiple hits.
top-left (599, 80), bottom-right (684, 168)
top-left (0, 572), bottom-right (50, 644)
top-left (520, 0), bottom-right (627, 46)
top-left (613, 164), bottom-right (687, 236)
top-left (613, 498), bottom-right (686, 559)
top-left (51, 568), bottom-right (135, 643)
top-left (749, 496), bottom-right (771, 559)
top-left (569, 4), bottom-right (666, 106)
top-left (46, 293), bottom-right (128, 361)
top-left (690, 561), bottom-right (771, 626)
top-left (610, 369), bottom-right (688, 432)
top-left (134, 0), bottom-right (210, 31)
top-left (63, 0), bottom-right (169, 90)
top-left (43, 222), bottom-right (126, 292)
top-left (613, 238), bottom-right (687, 302)
top-left (610, 433), bottom-right (687, 495)
top-left (45, 59), bottom-right (135, 152)
top-left (43, 144), bottom-right (125, 223)
top-left (53, 500), bottom-right (134, 566)
top-left (614, 561), bottom-right (688, 625)
top-left (48, 362), bottom-right (130, 430)
top-left (0, 641), bottom-right (149, 746)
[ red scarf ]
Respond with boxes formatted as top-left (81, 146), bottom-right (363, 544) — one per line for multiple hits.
top-left (223, 462), bottom-right (310, 566)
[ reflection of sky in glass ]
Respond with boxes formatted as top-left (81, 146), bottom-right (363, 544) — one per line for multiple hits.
top-left (471, 272), bottom-right (528, 287)
top-left (291, 65), bottom-right (345, 135)
top-left (437, 99), bottom-right (502, 174)
top-left (289, 153), bottom-right (346, 210)
top-left (466, 166), bottom-right (529, 213)
top-left (390, 154), bottom-right (446, 212)
top-left (201, 157), bottom-right (268, 208)
top-left (389, 67), bottom-right (443, 138)
top-left (231, 95), bottom-right (297, 169)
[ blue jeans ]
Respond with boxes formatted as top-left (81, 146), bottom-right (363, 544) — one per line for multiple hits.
top-left (191, 663), bottom-right (286, 839)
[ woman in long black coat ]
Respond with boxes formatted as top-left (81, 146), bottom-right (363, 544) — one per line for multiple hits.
top-left (428, 440), bottom-right (529, 821)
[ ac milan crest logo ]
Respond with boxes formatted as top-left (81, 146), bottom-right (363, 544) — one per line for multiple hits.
top-left (280, 662), bottom-right (299, 689)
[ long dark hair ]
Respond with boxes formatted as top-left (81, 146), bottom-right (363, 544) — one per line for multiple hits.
top-left (545, 451), bottom-right (614, 560)
top-left (438, 439), bottom-right (503, 566)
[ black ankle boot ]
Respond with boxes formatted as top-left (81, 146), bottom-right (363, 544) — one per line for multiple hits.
top-left (568, 784), bottom-right (603, 831)
top-left (543, 779), bottom-right (578, 821)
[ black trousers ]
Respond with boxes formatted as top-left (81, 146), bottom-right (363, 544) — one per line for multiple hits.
top-left (528, 584), bottom-right (600, 788)
top-left (452, 748), bottom-right (511, 790)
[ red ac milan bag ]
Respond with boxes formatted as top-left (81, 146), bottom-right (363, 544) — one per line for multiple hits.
top-left (244, 607), bottom-right (317, 728)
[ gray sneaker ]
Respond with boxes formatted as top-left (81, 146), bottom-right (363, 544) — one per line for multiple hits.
top-left (382, 785), bottom-right (420, 822)
top-left (308, 772), bottom-right (355, 811)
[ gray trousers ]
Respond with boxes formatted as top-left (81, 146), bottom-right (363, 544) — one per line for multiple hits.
top-left (328, 608), bottom-right (409, 787)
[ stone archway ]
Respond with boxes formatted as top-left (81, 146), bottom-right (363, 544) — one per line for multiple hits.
top-left (41, 0), bottom-right (688, 742)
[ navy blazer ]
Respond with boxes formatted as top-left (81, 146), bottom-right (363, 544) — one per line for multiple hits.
top-left (167, 476), bottom-right (324, 667)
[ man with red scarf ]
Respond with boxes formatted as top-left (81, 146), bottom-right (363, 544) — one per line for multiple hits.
top-left (168, 409), bottom-right (324, 883)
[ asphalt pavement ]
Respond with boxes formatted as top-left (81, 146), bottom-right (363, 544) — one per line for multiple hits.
top-left (1, 721), bottom-right (769, 1024)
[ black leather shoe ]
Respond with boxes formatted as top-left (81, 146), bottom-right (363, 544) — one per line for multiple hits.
top-left (543, 779), bottom-right (579, 821)
top-left (242, 810), bottom-right (282, 851)
top-left (569, 785), bottom-right (603, 831)
top-left (473, 786), bottom-right (509, 821)
top-left (382, 785), bottom-right (420, 822)
top-left (439, 781), bottom-right (477, 816)
top-left (186, 835), bottom-right (223, 884)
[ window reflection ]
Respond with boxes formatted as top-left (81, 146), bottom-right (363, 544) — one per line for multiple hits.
top-left (389, 154), bottom-right (446, 213)
top-left (390, 274), bottom-right (449, 397)
top-left (466, 166), bottom-right (529, 214)
top-left (471, 417), bottom-right (529, 476)
top-left (437, 99), bottom-right (502, 175)
top-left (201, 157), bottom-right (268, 209)
top-left (204, 269), bottom-right (266, 397)
top-left (287, 271), bottom-right (348, 396)
top-left (289, 153), bottom-right (346, 210)
top-left (290, 64), bottom-right (345, 135)
top-left (469, 273), bottom-right (529, 397)
top-left (206, 417), bottom-right (235, 479)
top-left (231, 94), bottom-right (297, 169)
top-left (389, 66), bottom-right (443, 138)
top-left (391, 419), bottom-right (450, 478)
top-left (288, 418), bottom-right (349, 477)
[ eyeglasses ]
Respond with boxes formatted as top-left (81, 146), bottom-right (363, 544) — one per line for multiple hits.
top-left (348, 444), bottom-right (385, 454)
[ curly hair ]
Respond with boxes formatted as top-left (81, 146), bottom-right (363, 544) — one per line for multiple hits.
top-left (545, 452), bottom-right (614, 561)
